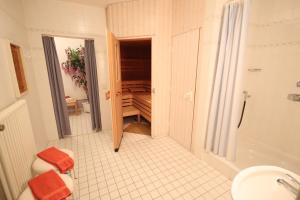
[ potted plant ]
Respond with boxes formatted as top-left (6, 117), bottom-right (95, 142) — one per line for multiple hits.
top-left (61, 46), bottom-right (87, 95)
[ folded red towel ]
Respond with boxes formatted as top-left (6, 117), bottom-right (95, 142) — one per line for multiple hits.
top-left (28, 170), bottom-right (71, 200)
top-left (37, 147), bottom-right (74, 173)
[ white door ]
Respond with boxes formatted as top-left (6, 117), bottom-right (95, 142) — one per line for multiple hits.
top-left (169, 29), bottom-right (200, 149)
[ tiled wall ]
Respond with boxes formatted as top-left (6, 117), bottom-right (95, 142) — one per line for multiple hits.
top-left (0, 0), bottom-right (48, 150)
top-left (235, 0), bottom-right (300, 174)
top-left (189, 0), bottom-right (300, 177)
top-left (22, 0), bottom-right (111, 140)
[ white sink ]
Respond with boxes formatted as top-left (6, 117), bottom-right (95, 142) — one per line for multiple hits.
top-left (232, 166), bottom-right (300, 200)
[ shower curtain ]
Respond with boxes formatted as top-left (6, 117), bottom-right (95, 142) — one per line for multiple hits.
top-left (205, 0), bottom-right (249, 160)
top-left (85, 40), bottom-right (102, 131)
top-left (42, 36), bottom-right (71, 138)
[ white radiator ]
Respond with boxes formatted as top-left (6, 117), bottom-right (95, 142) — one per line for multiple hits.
top-left (0, 100), bottom-right (36, 200)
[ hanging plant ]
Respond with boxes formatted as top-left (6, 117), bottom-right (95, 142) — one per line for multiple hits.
top-left (61, 46), bottom-right (88, 94)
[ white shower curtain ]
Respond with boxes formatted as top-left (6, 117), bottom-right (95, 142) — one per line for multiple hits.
top-left (205, 0), bottom-right (249, 160)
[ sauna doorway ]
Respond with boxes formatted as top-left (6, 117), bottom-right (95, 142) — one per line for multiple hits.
top-left (120, 39), bottom-right (152, 136)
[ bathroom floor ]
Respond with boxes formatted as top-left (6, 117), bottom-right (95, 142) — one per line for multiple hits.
top-left (69, 112), bottom-right (93, 136)
top-left (49, 132), bottom-right (232, 200)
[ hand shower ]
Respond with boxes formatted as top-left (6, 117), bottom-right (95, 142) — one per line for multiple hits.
top-left (237, 91), bottom-right (250, 128)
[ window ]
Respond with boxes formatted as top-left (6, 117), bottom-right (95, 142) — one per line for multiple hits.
top-left (10, 44), bottom-right (27, 94)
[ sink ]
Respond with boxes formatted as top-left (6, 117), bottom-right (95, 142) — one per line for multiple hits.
top-left (232, 166), bottom-right (300, 200)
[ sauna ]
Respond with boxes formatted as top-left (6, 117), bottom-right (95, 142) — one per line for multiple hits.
top-left (120, 39), bottom-right (152, 135)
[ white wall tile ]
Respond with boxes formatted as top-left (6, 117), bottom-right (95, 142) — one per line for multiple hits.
top-left (23, 0), bottom-right (111, 140)
top-left (0, 0), bottom-right (48, 150)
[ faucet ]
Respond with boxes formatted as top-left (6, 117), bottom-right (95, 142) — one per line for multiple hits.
top-left (287, 174), bottom-right (300, 200)
top-left (277, 179), bottom-right (298, 195)
top-left (277, 174), bottom-right (300, 200)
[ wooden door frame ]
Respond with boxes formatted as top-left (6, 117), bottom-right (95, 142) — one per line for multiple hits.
top-left (115, 35), bottom-right (154, 138)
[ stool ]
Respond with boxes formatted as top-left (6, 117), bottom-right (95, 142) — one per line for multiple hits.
top-left (18, 173), bottom-right (73, 200)
top-left (32, 148), bottom-right (75, 177)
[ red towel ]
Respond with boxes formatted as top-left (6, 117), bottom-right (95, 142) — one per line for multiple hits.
top-left (28, 170), bottom-right (71, 200)
top-left (37, 147), bottom-right (74, 173)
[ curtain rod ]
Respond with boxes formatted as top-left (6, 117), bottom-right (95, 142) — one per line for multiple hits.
top-left (41, 34), bottom-right (94, 40)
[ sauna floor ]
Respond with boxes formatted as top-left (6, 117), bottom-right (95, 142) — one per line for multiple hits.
top-left (49, 131), bottom-right (232, 200)
top-left (123, 116), bottom-right (151, 136)
top-left (124, 122), bottom-right (151, 136)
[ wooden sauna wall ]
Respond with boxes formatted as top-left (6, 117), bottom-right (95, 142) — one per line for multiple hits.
top-left (120, 40), bottom-right (151, 81)
top-left (106, 0), bottom-right (172, 137)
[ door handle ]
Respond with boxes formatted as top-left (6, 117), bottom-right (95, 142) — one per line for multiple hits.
top-left (152, 88), bottom-right (155, 94)
top-left (106, 91), bottom-right (111, 100)
top-left (116, 91), bottom-right (122, 96)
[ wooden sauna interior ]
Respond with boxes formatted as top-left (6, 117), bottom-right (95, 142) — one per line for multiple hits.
top-left (120, 39), bottom-right (152, 134)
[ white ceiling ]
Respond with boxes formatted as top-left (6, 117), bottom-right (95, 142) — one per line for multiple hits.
top-left (58, 0), bottom-right (128, 7)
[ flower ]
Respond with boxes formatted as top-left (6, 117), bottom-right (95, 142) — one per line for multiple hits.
top-left (61, 46), bottom-right (87, 93)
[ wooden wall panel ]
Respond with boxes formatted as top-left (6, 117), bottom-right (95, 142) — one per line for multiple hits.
top-left (172, 0), bottom-right (204, 36)
top-left (120, 40), bottom-right (151, 80)
top-left (169, 29), bottom-right (200, 149)
top-left (106, 0), bottom-right (172, 137)
top-left (107, 0), bottom-right (156, 37)
top-left (170, 0), bottom-right (210, 152)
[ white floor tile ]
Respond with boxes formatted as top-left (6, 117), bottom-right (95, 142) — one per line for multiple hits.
top-left (49, 132), bottom-right (232, 200)
top-left (69, 112), bottom-right (93, 136)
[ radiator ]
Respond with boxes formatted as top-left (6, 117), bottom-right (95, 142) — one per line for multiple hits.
top-left (0, 100), bottom-right (37, 199)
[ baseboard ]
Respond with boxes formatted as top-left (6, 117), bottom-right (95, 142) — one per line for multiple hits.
top-left (201, 152), bottom-right (240, 180)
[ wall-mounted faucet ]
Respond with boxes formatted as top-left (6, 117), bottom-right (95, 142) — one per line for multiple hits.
top-left (0, 124), bottom-right (5, 132)
top-left (277, 174), bottom-right (300, 199)
top-left (277, 178), bottom-right (298, 195)
top-left (286, 174), bottom-right (300, 186)
top-left (287, 81), bottom-right (300, 102)
top-left (288, 174), bottom-right (300, 200)
top-left (287, 94), bottom-right (300, 102)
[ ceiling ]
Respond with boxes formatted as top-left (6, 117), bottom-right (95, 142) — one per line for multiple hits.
top-left (58, 0), bottom-right (128, 7)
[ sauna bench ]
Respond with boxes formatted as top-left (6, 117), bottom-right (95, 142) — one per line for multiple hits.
top-left (122, 92), bottom-right (151, 122)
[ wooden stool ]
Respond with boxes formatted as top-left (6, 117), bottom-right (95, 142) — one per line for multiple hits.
top-left (66, 98), bottom-right (79, 114)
